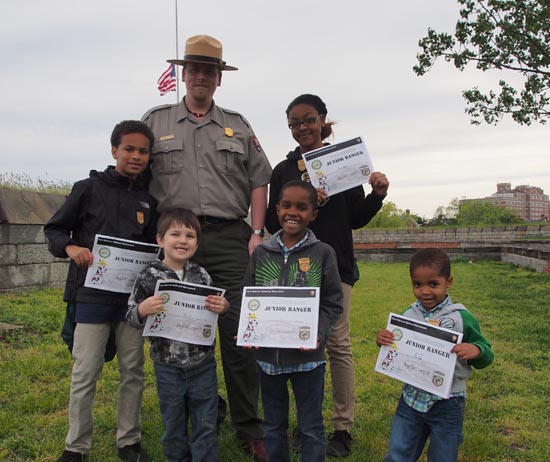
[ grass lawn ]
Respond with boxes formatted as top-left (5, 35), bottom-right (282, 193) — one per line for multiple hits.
top-left (1, 260), bottom-right (549, 461)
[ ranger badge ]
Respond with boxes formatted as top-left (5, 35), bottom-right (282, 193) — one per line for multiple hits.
top-left (298, 257), bottom-right (311, 272)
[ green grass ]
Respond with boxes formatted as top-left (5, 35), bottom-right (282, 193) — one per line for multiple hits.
top-left (1, 261), bottom-right (549, 461)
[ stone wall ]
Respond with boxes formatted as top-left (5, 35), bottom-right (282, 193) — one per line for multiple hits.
top-left (353, 224), bottom-right (550, 244)
top-left (501, 245), bottom-right (550, 273)
top-left (352, 226), bottom-right (550, 272)
top-left (0, 189), bottom-right (68, 291)
top-left (1, 189), bottom-right (549, 292)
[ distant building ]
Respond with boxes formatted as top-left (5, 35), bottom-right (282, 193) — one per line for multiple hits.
top-left (460, 183), bottom-right (550, 222)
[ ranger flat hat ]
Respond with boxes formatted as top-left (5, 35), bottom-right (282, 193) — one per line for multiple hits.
top-left (167, 34), bottom-right (238, 71)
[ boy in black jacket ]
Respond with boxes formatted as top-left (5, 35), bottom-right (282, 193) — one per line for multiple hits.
top-left (44, 120), bottom-right (158, 462)
top-left (243, 180), bottom-right (343, 462)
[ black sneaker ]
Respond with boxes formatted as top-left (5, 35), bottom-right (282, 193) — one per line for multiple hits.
top-left (57, 450), bottom-right (86, 462)
top-left (117, 442), bottom-right (149, 462)
top-left (327, 430), bottom-right (352, 458)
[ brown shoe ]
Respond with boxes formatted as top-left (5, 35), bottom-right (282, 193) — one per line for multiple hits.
top-left (245, 438), bottom-right (267, 462)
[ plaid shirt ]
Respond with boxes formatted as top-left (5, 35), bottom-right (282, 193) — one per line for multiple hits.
top-left (127, 259), bottom-right (215, 369)
top-left (402, 296), bottom-right (466, 412)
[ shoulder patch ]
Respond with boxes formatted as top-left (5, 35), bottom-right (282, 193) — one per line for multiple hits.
top-left (252, 135), bottom-right (262, 152)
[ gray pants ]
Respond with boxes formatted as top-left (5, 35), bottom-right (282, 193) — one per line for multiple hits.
top-left (65, 322), bottom-right (145, 453)
top-left (326, 283), bottom-right (355, 431)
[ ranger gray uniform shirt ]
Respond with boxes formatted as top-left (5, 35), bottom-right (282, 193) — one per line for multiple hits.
top-left (143, 100), bottom-right (272, 218)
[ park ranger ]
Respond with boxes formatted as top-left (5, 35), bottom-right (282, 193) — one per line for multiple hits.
top-left (142, 34), bottom-right (271, 462)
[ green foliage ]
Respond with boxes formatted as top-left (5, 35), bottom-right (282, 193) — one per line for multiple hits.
top-left (364, 202), bottom-right (415, 229)
top-left (458, 199), bottom-right (524, 225)
top-left (414, 0), bottom-right (550, 125)
top-left (429, 197), bottom-right (524, 226)
top-left (0, 172), bottom-right (72, 194)
top-left (2, 262), bottom-right (550, 461)
top-left (428, 198), bottom-right (460, 226)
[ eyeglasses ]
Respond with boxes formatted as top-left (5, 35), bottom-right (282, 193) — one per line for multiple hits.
top-left (288, 114), bottom-right (322, 130)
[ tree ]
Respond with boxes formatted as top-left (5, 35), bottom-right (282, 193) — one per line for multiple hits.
top-left (364, 202), bottom-right (409, 229)
top-left (457, 199), bottom-right (523, 225)
top-left (414, 0), bottom-right (550, 125)
top-left (427, 198), bottom-right (460, 226)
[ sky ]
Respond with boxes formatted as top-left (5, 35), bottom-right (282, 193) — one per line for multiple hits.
top-left (1, 0), bottom-right (548, 218)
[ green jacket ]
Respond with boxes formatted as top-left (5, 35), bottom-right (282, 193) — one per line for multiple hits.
top-left (403, 297), bottom-right (494, 393)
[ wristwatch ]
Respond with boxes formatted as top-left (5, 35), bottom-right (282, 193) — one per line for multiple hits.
top-left (252, 228), bottom-right (265, 238)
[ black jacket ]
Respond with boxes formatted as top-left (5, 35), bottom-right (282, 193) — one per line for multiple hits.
top-left (44, 166), bottom-right (158, 305)
top-left (266, 147), bottom-right (385, 286)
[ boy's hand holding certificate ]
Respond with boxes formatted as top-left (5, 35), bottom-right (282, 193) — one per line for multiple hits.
top-left (375, 313), bottom-right (463, 398)
top-left (237, 286), bottom-right (320, 349)
top-left (302, 136), bottom-right (374, 196)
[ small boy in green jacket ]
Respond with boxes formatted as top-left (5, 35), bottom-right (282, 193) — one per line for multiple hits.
top-left (377, 248), bottom-right (493, 462)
